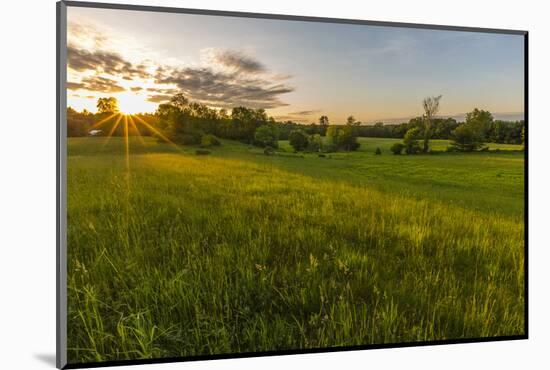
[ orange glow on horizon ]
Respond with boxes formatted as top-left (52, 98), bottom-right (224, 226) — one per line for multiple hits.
top-left (117, 93), bottom-right (154, 115)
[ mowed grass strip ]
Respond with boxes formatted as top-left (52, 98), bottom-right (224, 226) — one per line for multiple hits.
top-left (67, 138), bottom-right (524, 363)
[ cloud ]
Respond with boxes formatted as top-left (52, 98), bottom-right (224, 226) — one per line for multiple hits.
top-left (130, 86), bottom-right (143, 92)
top-left (211, 49), bottom-right (266, 74)
top-left (82, 76), bottom-right (125, 93)
top-left (67, 43), bottom-right (293, 109)
top-left (274, 109), bottom-right (321, 123)
top-left (68, 21), bottom-right (108, 48)
top-left (67, 81), bottom-right (86, 90)
top-left (155, 66), bottom-right (293, 109)
top-left (146, 87), bottom-right (178, 94)
top-left (147, 94), bottom-right (173, 103)
top-left (289, 110), bottom-right (321, 116)
top-left (274, 116), bottom-right (312, 123)
top-left (68, 76), bottom-right (125, 93)
top-left (67, 45), bottom-right (151, 80)
top-left (271, 73), bottom-right (293, 81)
top-left (67, 46), bottom-right (123, 72)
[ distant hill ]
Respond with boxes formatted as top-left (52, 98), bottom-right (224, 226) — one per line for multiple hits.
top-left (448, 112), bottom-right (524, 122)
top-left (367, 112), bottom-right (524, 125)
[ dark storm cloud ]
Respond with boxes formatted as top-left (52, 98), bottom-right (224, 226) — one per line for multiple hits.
top-left (67, 45), bottom-right (151, 80)
top-left (68, 76), bottom-right (125, 93)
top-left (213, 50), bottom-right (266, 74)
top-left (154, 67), bottom-right (294, 109)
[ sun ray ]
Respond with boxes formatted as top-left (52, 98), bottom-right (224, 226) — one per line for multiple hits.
top-left (101, 114), bottom-right (124, 149)
top-left (124, 115), bottom-right (130, 174)
top-left (132, 115), bottom-right (182, 150)
top-left (89, 112), bottom-right (119, 130)
top-left (122, 115), bottom-right (131, 250)
top-left (128, 115), bottom-right (146, 146)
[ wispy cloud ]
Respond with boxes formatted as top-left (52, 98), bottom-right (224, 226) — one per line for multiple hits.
top-left (154, 65), bottom-right (294, 108)
top-left (67, 45), bottom-right (151, 80)
top-left (147, 94), bottom-right (174, 103)
top-left (289, 110), bottom-right (321, 116)
top-left (67, 28), bottom-right (294, 109)
top-left (68, 75), bottom-right (125, 93)
top-left (68, 21), bottom-right (107, 49)
top-left (204, 48), bottom-right (267, 74)
top-left (274, 109), bottom-right (321, 122)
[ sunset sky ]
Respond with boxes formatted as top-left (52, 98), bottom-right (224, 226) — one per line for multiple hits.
top-left (67, 6), bottom-right (525, 123)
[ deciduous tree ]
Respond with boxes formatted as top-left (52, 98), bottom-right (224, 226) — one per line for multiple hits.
top-left (96, 97), bottom-right (119, 113)
top-left (421, 95), bottom-right (442, 152)
top-left (289, 129), bottom-right (309, 151)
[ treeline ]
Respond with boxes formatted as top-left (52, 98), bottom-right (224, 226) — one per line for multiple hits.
top-left (67, 94), bottom-right (361, 152)
top-left (67, 106), bottom-right (158, 138)
top-left (155, 94), bottom-right (274, 145)
top-left (388, 107), bottom-right (525, 154)
top-left (67, 94), bottom-right (524, 154)
top-left (356, 117), bottom-right (524, 145)
top-left (154, 94), bottom-right (361, 152)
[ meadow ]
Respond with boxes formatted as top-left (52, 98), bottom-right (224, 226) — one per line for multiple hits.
top-left (66, 136), bottom-right (525, 363)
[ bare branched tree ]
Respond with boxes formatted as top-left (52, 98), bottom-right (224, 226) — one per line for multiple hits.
top-left (422, 95), bottom-right (442, 152)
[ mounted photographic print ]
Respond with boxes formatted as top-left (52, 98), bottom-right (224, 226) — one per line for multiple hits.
top-left (56, 1), bottom-right (528, 368)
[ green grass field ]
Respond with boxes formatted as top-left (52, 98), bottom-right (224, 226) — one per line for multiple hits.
top-left (67, 136), bottom-right (524, 363)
